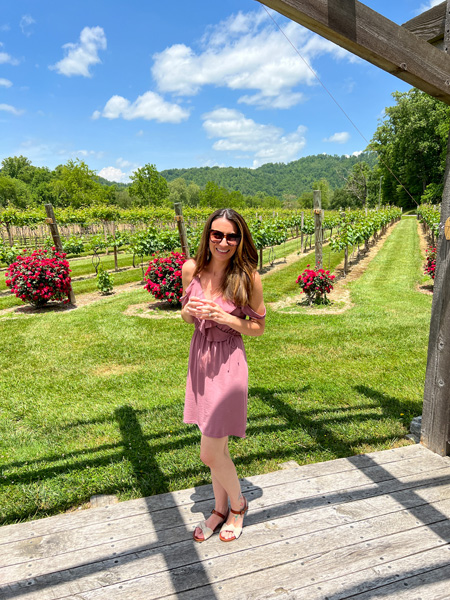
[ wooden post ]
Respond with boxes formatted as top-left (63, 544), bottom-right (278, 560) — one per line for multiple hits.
top-left (314, 190), bottom-right (323, 268)
top-left (45, 204), bottom-right (76, 305)
top-left (301, 211), bottom-right (304, 253)
top-left (112, 221), bottom-right (119, 272)
top-left (421, 16), bottom-right (450, 455)
top-left (5, 223), bottom-right (13, 247)
top-left (174, 203), bottom-right (190, 258)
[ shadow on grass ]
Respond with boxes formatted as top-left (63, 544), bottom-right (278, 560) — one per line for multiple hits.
top-left (1, 382), bottom-right (418, 524)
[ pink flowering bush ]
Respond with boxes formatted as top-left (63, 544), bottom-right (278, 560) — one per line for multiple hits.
top-left (144, 251), bottom-right (186, 306)
top-left (425, 246), bottom-right (436, 280)
top-left (296, 264), bottom-right (336, 305)
top-left (5, 248), bottom-right (72, 306)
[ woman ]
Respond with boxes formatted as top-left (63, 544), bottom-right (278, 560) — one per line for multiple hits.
top-left (181, 208), bottom-right (265, 543)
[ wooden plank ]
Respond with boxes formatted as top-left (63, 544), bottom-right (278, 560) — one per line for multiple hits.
top-left (18, 508), bottom-right (450, 600)
top-left (421, 129), bottom-right (450, 456)
top-left (2, 469), bottom-right (450, 589)
top-left (164, 546), bottom-right (450, 600)
top-left (402, 1), bottom-right (446, 45)
top-left (2, 461), bottom-right (450, 598)
top-left (1, 452), bottom-right (449, 567)
top-left (258, 0), bottom-right (450, 105)
top-left (0, 444), bottom-right (431, 545)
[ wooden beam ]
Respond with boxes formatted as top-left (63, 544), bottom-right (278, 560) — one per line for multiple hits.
top-left (402, 1), bottom-right (446, 47)
top-left (257, 0), bottom-right (450, 105)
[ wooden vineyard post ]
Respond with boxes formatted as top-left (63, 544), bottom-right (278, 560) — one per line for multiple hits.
top-left (112, 221), bottom-right (119, 272)
top-left (301, 211), bottom-right (304, 253)
top-left (341, 210), bottom-right (348, 276)
top-left (421, 115), bottom-right (450, 457)
top-left (44, 204), bottom-right (76, 305)
top-left (174, 203), bottom-right (190, 258)
top-left (314, 190), bottom-right (323, 268)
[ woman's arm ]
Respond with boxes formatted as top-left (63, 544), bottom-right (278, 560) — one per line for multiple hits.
top-left (180, 259), bottom-right (197, 324)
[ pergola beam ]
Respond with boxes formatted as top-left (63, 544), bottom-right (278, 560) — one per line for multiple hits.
top-left (257, 0), bottom-right (450, 105)
top-left (402, 1), bottom-right (446, 48)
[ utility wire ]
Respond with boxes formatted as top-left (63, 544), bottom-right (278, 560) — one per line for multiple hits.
top-left (259, 3), bottom-right (419, 206)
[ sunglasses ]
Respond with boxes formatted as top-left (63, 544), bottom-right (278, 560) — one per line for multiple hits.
top-left (209, 229), bottom-right (241, 246)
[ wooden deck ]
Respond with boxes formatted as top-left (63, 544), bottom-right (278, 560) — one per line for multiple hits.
top-left (1, 444), bottom-right (450, 600)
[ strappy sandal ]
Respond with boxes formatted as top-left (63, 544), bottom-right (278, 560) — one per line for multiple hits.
top-left (219, 497), bottom-right (248, 542)
top-left (193, 509), bottom-right (227, 543)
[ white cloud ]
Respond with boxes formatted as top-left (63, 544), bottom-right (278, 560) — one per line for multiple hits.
top-left (0, 51), bottom-right (19, 66)
top-left (324, 131), bottom-right (350, 144)
top-left (98, 166), bottom-right (131, 183)
top-left (0, 103), bottom-right (24, 116)
top-left (75, 149), bottom-right (105, 160)
top-left (50, 26), bottom-right (106, 77)
top-left (416, 1), bottom-right (442, 15)
top-left (20, 14), bottom-right (35, 36)
top-left (202, 107), bottom-right (306, 167)
top-left (352, 150), bottom-right (364, 157)
top-left (152, 10), bottom-right (354, 109)
top-left (117, 157), bottom-right (132, 168)
top-left (96, 91), bottom-right (190, 123)
top-left (0, 78), bottom-right (12, 87)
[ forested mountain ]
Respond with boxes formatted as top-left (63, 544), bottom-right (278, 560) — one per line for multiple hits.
top-left (161, 153), bottom-right (377, 199)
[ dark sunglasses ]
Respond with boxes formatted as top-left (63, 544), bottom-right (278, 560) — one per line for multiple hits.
top-left (209, 229), bottom-right (241, 246)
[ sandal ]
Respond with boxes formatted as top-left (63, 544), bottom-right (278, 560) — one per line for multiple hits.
top-left (219, 497), bottom-right (248, 542)
top-left (193, 509), bottom-right (227, 543)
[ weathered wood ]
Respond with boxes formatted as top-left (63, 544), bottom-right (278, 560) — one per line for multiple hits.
top-left (421, 127), bottom-right (450, 456)
top-left (402, 1), bottom-right (446, 46)
top-left (173, 202), bottom-right (190, 258)
top-left (44, 204), bottom-right (76, 305)
top-left (313, 190), bottom-right (323, 268)
top-left (258, 0), bottom-right (450, 105)
top-left (1, 447), bottom-right (450, 600)
top-left (0, 443), bottom-right (436, 545)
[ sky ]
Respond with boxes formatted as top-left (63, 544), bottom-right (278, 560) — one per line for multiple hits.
top-left (0, 0), bottom-right (443, 183)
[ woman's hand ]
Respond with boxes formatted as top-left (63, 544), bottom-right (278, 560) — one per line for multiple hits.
top-left (185, 297), bottom-right (231, 326)
top-left (198, 299), bottom-right (231, 326)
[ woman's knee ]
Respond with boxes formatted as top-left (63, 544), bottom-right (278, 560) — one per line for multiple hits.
top-left (200, 436), bottom-right (227, 468)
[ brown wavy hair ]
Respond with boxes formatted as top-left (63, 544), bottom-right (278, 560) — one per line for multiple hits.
top-left (193, 209), bottom-right (258, 307)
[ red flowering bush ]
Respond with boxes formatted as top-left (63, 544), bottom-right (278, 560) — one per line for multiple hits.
top-left (296, 264), bottom-right (336, 305)
top-left (5, 248), bottom-right (72, 306)
top-left (425, 246), bottom-right (436, 280)
top-left (144, 251), bottom-right (186, 306)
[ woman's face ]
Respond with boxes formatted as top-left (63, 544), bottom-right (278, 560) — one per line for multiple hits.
top-left (208, 217), bottom-right (240, 264)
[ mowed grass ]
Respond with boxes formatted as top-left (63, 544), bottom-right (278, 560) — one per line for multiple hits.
top-left (0, 218), bottom-right (431, 524)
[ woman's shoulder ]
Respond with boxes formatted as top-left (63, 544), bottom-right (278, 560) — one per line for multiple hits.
top-left (182, 258), bottom-right (197, 276)
top-left (182, 259), bottom-right (197, 292)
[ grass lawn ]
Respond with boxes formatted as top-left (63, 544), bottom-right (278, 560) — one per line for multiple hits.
top-left (0, 218), bottom-right (432, 524)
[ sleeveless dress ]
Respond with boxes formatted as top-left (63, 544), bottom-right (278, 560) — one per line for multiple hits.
top-left (181, 276), bottom-right (266, 438)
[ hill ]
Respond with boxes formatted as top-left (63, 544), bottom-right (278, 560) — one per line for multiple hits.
top-left (161, 153), bottom-right (377, 198)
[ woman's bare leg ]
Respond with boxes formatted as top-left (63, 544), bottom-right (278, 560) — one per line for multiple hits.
top-left (194, 435), bottom-right (246, 541)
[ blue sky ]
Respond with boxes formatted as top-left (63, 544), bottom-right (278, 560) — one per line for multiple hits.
top-left (0, 0), bottom-right (441, 183)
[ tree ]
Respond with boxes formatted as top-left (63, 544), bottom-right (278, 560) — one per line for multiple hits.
top-left (312, 178), bottom-right (331, 209)
top-left (0, 175), bottom-right (31, 208)
top-left (129, 164), bottom-right (169, 206)
top-left (51, 159), bottom-right (107, 208)
top-left (1, 156), bottom-right (33, 183)
top-left (369, 88), bottom-right (450, 209)
top-left (344, 162), bottom-right (370, 207)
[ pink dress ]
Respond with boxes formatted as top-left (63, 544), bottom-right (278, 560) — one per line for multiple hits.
top-left (181, 276), bottom-right (266, 438)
